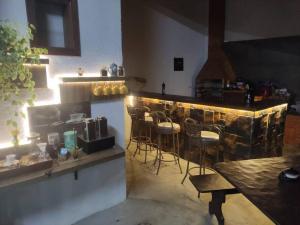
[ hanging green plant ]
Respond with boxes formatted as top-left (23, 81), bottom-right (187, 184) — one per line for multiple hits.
top-left (0, 21), bottom-right (47, 146)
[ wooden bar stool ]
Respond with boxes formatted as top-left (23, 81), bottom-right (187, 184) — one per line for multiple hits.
top-left (152, 111), bottom-right (182, 175)
top-left (181, 118), bottom-right (223, 184)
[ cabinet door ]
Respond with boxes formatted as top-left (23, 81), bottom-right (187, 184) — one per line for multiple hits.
top-left (284, 115), bottom-right (300, 145)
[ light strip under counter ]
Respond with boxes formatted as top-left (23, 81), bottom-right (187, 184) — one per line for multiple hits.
top-left (137, 96), bottom-right (288, 118)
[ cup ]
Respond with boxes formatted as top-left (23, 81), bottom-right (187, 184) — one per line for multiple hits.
top-left (93, 85), bottom-right (104, 96)
top-left (37, 143), bottom-right (47, 159)
top-left (6, 154), bottom-right (16, 164)
top-left (48, 132), bottom-right (60, 146)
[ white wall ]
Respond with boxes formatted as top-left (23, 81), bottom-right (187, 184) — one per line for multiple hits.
top-left (0, 157), bottom-right (126, 225)
top-left (123, 0), bottom-right (208, 97)
top-left (0, 0), bottom-right (123, 146)
top-left (91, 99), bottom-right (126, 148)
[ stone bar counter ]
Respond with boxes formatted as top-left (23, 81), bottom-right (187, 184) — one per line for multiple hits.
top-left (129, 91), bottom-right (288, 159)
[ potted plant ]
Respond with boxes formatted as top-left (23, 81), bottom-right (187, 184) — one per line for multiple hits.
top-left (0, 22), bottom-right (47, 146)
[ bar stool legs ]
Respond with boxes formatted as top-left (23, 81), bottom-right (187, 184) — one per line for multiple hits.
top-left (127, 120), bottom-right (134, 150)
top-left (181, 139), bottom-right (192, 184)
top-left (181, 141), bottom-right (209, 184)
top-left (154, 133), bottom-right (182, 175)
top-left (133, 128), bottom-right (152, 163)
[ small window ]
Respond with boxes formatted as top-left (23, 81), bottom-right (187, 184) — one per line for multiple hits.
top-left (26, 0), bottom-right (81, 56)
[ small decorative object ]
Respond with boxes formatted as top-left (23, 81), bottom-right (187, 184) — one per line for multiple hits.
top-left (101, 67), bottom-right (108, 77)
top-left (162, 82), bottom-right (166, 95)
top-left (77, 67), bottom-right (84, 76)
top-left (109, 63), bottom-right (118, 76)
top-left (47, 132), bottom-right (60, 146)
top-left (64, 130), bottom-right (77, 151)
top-left (37, 142), bottom-right (47, 160)
top-left (72, 147), bottom-right (80, 160)
top-left (118, 66), bottom-right (125, 77)
top-left (59, 148), bottom-right (68, 161)
top-left (4, 154), bottom-right (17, 167)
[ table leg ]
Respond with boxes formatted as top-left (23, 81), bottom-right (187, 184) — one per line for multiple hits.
top-left (209, 191), bottom-right (225, 225)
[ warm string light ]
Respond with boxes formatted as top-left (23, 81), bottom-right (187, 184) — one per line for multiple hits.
top-left (135, 97), bottom-right (287, 119)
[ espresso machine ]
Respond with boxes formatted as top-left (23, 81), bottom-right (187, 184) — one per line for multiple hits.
top-left (78, 116), bottom-right (114, 154)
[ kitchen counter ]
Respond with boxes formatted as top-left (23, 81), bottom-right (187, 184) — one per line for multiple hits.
top-left (0, 146), bottom-right (126, 225)
top-left (0, 146), bottom-right (124, 189)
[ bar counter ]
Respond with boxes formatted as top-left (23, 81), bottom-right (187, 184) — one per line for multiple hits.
top-left (130, 91), bottom-right (287, 112)
top-left (129, 91), bottom-right (288, 158)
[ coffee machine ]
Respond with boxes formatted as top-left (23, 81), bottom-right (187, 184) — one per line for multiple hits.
top-left (78, 116), bottom-right (114, 154)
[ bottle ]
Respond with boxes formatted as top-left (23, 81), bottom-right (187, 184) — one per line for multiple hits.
top-left (162, 82), bottom-right (166, 95)
top-left (245, 84), bottom-right (251, 106)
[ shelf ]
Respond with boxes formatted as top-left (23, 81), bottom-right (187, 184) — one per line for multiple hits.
top-left (62, 76), bottom-right (125, 83)
top-left (92, 94), bottom-right (127, 102)
top-left (25, 58), bottom-right (49, 65)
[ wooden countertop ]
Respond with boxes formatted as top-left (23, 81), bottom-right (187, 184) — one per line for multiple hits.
top-left (0, 146), bottom-right (125, 190)
top-left (131, 91), bottom-right (287, 111)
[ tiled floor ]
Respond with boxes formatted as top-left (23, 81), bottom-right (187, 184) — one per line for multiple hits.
top-left (74, 144), bottom-right (299, 225)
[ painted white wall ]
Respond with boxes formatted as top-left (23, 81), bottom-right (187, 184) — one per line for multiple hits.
top-left (123, 0), bottom-right (208, 97)
top-left (91, 99), bottom-right (126, 148)
top-left (0, 0), bottom-right (123, 146)
top-left (0, 156), bottom-right (126, 225)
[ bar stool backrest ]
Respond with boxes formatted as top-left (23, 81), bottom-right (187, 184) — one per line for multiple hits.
top-left (151, 111), bottom-right (167, 125)
top-left (127, 106), bottom-right (136, 119)
top-left (135, 106), bottom-right (151, 120)
top-left (184, 117), bottom-right (203, 138)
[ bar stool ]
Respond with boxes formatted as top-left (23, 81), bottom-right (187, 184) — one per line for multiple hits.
top-left (126, 106), bottom-right (138, 150)
top-left (181, 118), bottom-right (222, 184)
top-left (133, 106), bottom-right (153, 163)
top-left (152, 111), bottom-right (182, 175)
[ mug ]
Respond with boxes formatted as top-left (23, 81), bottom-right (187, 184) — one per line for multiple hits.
top-left (103, 84), bottom-right (112, 95)
top-left (6, 154), bottom-right (16, 163)
top-left (119, 84), bottom-right (128, 94)
top-left (112, 84), bottom-right (120, 95)
top-left (48, 132), bottom-right (60, 145)
top-left (93, 85), bottom-right (104, 96)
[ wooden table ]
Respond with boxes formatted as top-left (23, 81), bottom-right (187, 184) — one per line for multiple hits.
top-left (215, 155), bottom-right (300, 225)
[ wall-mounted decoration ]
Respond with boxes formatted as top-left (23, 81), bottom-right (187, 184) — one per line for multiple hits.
top-left (25, 0), bottom-right (81, 56)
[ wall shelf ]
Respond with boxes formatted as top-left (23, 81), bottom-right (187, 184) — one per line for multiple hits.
top-left (62, 76), bottom-right (125, 83)
top-left (25, 58), bottom-right (49, 65)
